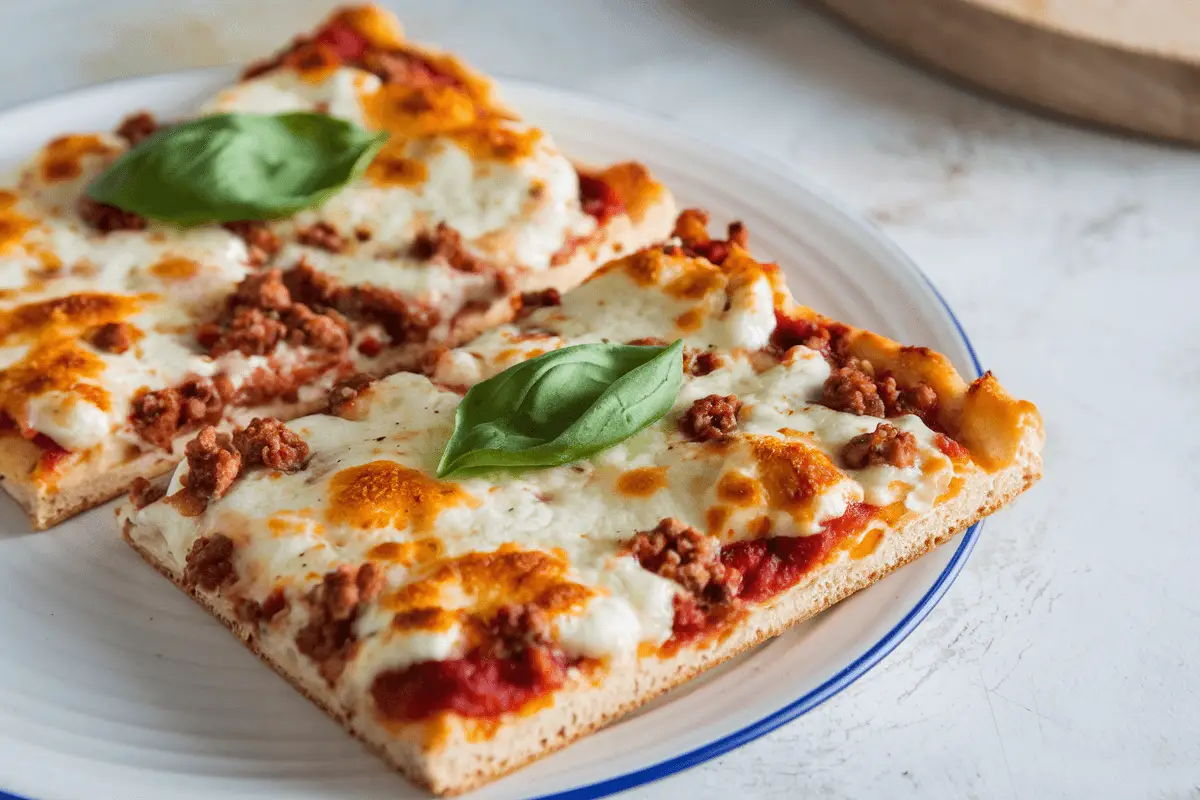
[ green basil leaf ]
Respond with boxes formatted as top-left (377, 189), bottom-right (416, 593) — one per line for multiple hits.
top-left (437, 339), bottom-right (684, 478)
top-left (87, 112), bottom-right (388, 225)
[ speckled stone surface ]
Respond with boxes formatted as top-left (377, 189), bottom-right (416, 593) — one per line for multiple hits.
top-left (0, 1), bottom-right (1195, 797)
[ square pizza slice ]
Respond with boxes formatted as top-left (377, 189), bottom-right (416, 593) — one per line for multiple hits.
top-left (0, 4), bottom-right (672, 528)
top-left (120, 210), bottom-right (1043, 795)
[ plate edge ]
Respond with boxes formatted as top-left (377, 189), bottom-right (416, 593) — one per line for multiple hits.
top-left (0, 68), bottom-right (987, 800)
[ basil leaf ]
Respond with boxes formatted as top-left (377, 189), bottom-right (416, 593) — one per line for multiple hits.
top-left (437, 340), bottom-right (684, 478)
top-left (87, 112), bottom-right (387, 225)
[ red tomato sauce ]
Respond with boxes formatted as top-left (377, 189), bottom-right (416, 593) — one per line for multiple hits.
top-left (371, 645), bottom-right (568, 722)
top-left (722, 502), bottom-right (875, 603)
top-left (768, 311), bottom-right (849, 360)
top-left (248, 20), bottom-right (460, 90)
top-left (33, 433), bottom-right (69, 473)
top-left (668, 593), bottom-right (745, 648)
top-left (0, 415), bottom-right (71, 471)
top-left (670, 502), bottom-right (878, 646)
top-left (313, 22), bottom-right (369, 60)
top-left (356, 336), bottom-right (383, 358)
top-left (578, 174), bottom-right (624, 225)
top-left (934, 432), bottom-right (969, 461)
top-left (770, 310), bottom-right (820, 347)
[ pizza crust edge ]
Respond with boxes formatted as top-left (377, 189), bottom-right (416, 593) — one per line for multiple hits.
top-left (120, 419), bottom-right (1040, 795)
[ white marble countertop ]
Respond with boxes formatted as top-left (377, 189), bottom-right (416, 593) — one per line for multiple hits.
top-left (2, 0), bottom-right (1196, 797)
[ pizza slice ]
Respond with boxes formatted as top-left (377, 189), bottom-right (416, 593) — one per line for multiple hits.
top-left (120, 210), bottom-right (1043, 795)
top-left (0, 4), bottom-right (672, 528)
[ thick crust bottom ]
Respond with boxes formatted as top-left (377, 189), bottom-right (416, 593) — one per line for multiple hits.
top-left (122, 425), bottom-right (1040, 795)
top-left (3, 187), bottom-right (675, 531)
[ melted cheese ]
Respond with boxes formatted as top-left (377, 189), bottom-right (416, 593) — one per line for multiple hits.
top-left (431, 250), bottom-right (787, 387)
top-left (326, 461), bottom-right (479, 532)
top-left (0, 152), bottom-right (261, 451)
top-left (0, 56), bottom-right (595, 458)
top-left (202, 67), bottom-right (594, 272)
top-left (204, 68), bottom-right (380, 126)
top-left (126, 250), bottom-right (965, 691)
top-left (36, 135), bottom-right (118, 186)
top-left (0, 192), bottom-right (35, 255)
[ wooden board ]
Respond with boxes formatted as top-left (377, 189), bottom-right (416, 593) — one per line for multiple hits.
top-left (815, 0), bottom-right (1200, 146)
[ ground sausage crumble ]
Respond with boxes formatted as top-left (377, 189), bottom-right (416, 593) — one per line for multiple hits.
top-left (822, 360), bottom-right (886, 417)
top-left (485, 604), bottom-right (553, 658)
top-left (183, 533), bottom-right (236, 591)
top-left (128, 476), bottom-right (166, 510)
top-left (223, 221), bottom-right (282, 267)
top-left (296, 221), bottom-right (347, 253)
top-left (78, 197), bottom-right (145, 233)
top-left (86, 321), bottom-right (135, 354)
top-left (628, 518), bottom-right (742, 605)
top-left (327, 372), bottom-right (375, 415)
top-left (296, 564), bottom-right (385, 683)
top-left (232, 417), bottom-right (309, 472)
top-left (841, 423), bottom-right (918, 470)
top-left (183, 426), bottom-right (242, 502)
top-left (680, 394), bottom-right (742, 442)
top-left (115, 111), bottom-right (159, 147)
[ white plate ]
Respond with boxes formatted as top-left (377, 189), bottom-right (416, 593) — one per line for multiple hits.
top-left (0, 70), bottom-right (983, 800)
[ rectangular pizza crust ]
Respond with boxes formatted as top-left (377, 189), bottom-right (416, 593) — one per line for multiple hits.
top-left (5, 191), bottom-right (676, 530)
top-left (122, 421), bottom-right (1040, 795)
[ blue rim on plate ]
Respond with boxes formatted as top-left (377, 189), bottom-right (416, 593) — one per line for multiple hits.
top-left (0, 284), bottom-right (983, 800)
top-left (525, 81), bottom-right (990, 800)
top-left (527, 276), bottom-right (985, 800)
top-left (0, 71), bottom-right (985, 800)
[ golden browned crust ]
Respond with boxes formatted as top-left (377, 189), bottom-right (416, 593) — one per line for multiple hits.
top-left (776, 298), bottom-right (1045, 471)
top-left (121, 423), bottom-right (1040, 794)
top-left (645, 216), bottom-right (1043, 473)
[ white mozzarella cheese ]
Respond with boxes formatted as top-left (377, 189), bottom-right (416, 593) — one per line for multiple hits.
top-left (0, 63), bottom-right (595, 458)
top-left (204, 68), bottom-right (594, 271)
top-left (129, 272), bottom-right (960, 674)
